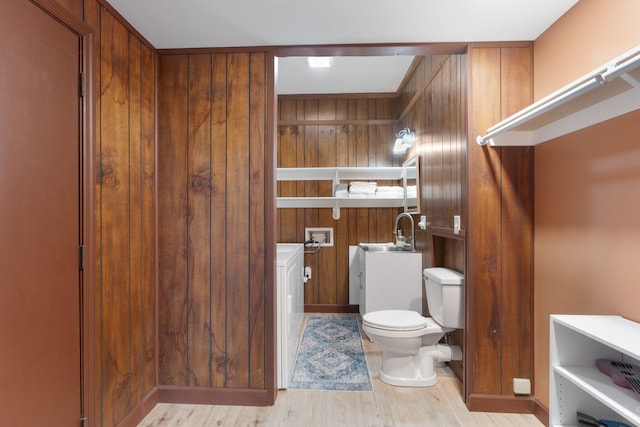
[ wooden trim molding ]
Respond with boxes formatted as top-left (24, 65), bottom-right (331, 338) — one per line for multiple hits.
top-left (533, 398), bottom-right (550, 427)
top-left (278, 92), bottom-right (397, 100)
top-left (431, 226), bottom-right (466, 240)
top-left (278, 119), bottom-right (397, 127)
top-left (158, 386), bottom-right (273, 406)
top-left (276, 42), bottom-right (468, 57)
top-left (114, 388), bottom-right (159, 427)
top-left (304, 304), bottom-right (360, 314)
top-left (467, 393), bottom-right (535, 414)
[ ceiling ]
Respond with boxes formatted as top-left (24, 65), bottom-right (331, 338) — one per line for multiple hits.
top-left (108, 0), bottom-right (579, 94)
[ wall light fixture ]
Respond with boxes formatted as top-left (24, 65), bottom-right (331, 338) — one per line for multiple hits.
top-left (392, 128), bottom-right (416, 154)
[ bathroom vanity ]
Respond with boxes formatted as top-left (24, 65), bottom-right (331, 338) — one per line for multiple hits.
top-left (353, 244), bottom-right (423, 316)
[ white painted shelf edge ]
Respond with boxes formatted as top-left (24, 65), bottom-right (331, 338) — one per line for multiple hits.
top-left (478, 44), bottom-right (640, 146)
top-left (554, 365), bottom-right (640, 425)
top-left (550, 315), bottom-right (640, 427)
top-left (276, 196), bottom-right (415, 209)
top-left (276, 166), bottom-right (414, 181)
top-left (276, 166), bottom-right (417, 218)
top-left (552, 315), bottom-right (640, 359)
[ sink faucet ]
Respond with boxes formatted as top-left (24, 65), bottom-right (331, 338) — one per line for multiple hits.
top-left (393, 212), bottom-right (415, 251)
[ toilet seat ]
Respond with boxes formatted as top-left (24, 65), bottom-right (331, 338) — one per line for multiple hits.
top-left (363, 310), bottom-right (429, 331)
top-left (362, 310), bottom-right (447, 339)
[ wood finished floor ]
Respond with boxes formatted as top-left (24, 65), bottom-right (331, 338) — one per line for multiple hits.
top-left (138, 315), bottom-right (544, 427)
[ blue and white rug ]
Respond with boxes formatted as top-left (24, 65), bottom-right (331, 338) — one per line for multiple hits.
top-left (288, 316), bottom-right (373, 392)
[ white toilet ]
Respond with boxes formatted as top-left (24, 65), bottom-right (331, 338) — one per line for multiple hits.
top-left (362, 267), bottom-right (464, 387)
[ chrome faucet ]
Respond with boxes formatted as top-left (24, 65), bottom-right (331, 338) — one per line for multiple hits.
top-left (393, 212), bottom-right (415, 251)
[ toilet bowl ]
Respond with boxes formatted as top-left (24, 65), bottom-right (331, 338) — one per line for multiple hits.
top-left (362, 267), bottom-right (464, 387)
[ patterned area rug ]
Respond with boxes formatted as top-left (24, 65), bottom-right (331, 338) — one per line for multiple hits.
top-left (288, 316), bottom-right (373, 391)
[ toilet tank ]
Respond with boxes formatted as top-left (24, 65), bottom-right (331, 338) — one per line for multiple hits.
top-left (423, 267), bottom-right (464, 329)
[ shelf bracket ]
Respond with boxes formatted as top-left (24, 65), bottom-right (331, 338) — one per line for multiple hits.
top-left (332, 202), bottom-right (340, 220)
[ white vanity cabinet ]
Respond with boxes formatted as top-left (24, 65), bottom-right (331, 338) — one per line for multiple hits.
top-left (356, 247), bottom-right (423, 316)
top-left (550, 315), bottom-right (640, 427)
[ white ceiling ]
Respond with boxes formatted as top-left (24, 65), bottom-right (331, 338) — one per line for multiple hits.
top-left (107, 0), bottom-right (579, 94)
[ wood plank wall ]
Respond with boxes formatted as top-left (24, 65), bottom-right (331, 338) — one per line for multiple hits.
top-left (466, 44), bottom-right (534, 411)
top-left (157, 52), bottom-right (272, 394)
top-left (277, 97), bottom-right (401, 310)
top-left (87, 2), bottom-right (157, 426)
top-left (396, 54), bottom-right (467, 272)
top-left (50, 0), bottom-right (158, 425)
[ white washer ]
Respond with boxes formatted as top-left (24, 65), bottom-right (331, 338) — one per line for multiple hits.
top-left (276, 243), bottom-right (304, 388)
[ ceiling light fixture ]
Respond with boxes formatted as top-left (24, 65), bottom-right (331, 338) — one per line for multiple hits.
top-left (392, 128), bottom-right (416, 154)
top-left (307, 57), bottom-right (332, 68)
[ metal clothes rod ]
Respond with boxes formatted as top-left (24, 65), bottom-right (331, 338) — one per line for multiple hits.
top-left (476, 44), bottom-right (640, 146)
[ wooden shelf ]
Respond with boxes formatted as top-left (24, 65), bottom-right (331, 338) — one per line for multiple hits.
top-left (431, 226), bottom-right (466, 240)
top-left (478, 45), bottom-right (640, 146)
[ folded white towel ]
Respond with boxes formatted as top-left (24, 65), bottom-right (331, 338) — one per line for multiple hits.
top-left (349, 181), bottom-right (377, 188)
top-left (349, 187), bottom-right (377, 195)
top-left (376, 186), bottom-right (404, 193)
top-left (335, 189), bottom-right (349, 197)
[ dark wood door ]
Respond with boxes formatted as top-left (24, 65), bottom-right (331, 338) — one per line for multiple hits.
top-left (0, 0), bottom-right (83, 425)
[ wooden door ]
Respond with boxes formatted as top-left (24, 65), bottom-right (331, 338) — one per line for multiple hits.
top-left (0, 0), bottom-right (84, 425)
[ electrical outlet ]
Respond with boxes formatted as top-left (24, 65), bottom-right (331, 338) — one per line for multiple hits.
top-left (513, 378), bottom-right (531, 395)
top-left (304, 227), bottom-right (334, 247)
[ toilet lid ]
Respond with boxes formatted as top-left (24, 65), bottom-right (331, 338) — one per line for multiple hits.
top-left (363, 310), bottom-right (429, 331)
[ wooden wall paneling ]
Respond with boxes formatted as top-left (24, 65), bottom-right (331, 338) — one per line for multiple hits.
top-left (303, 100), bottom-right (320, 305)
top-left (354, 100), bottom-right (370, 246)
top-left (295, 101), bottom-right (307, 246)
top-left (128, 33), bottom-right (144, 406)
top-left (455, 55), bottom-right (468, 272)
top-left (158, 54), bottom-right (189, 387)
top-left (140, 42), bottom-right (157, 397)
top-left (248, 52), bottom-right (267, 388)
top-left (210, 53), bottom-right (229, 388)
top-left (294, 100), bottom-right (306, 244)
top-left (225, 52), bottom-right (251, 387)
top-left (186, 53), bottom-right (213, 387)
top-left (277, 99), bottom-right (298, 242)
top-left (498, 47), bottom-right (534, 396)
top-left (100, 10), bottom-right (133, 425)
top-left (467, 47), bottom-right (503, 397)
top-left (335, 100), bottom-right (351, 304)
top-left (318, 99), bottom-right (337, 305)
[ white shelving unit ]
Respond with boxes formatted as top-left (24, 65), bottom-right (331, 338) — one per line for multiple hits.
top-left (276, 166), bottom-right (417, 219)
top-left (550, 315), bottom-right (640, 427)
top-left (477, 45), bottom-right (640, 146)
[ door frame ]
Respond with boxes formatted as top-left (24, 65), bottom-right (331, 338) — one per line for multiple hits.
top-left (28, 0), bottom-right (96, 423)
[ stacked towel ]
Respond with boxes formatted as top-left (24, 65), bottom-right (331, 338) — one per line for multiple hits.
top-left (348, 181), bottom-right (377, 196)
top-left (375, 186), bottom-right (404, 198)
top-left (406, 185), bottom-right (417, 198)
top-left (334, 183), bottom-right (349, 198)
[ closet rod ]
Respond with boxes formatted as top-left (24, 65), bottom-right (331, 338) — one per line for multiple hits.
top-left (476, 45), bottom-right (640, 146)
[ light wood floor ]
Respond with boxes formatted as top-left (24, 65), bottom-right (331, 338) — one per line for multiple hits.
top-left (138, 315), bottom-right (543, 427)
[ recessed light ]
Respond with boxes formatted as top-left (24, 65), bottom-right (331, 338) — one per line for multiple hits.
top-left (307, 57), bottom-right (332, 68)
